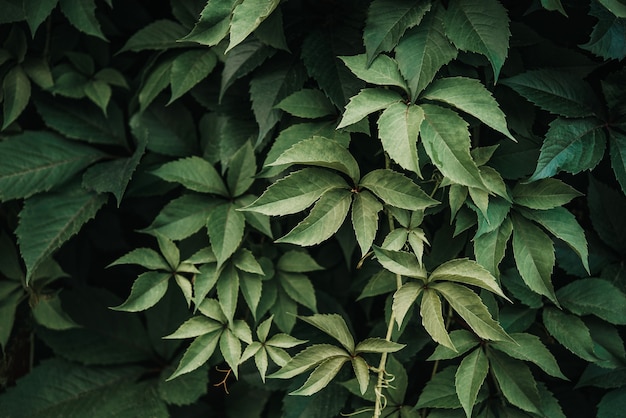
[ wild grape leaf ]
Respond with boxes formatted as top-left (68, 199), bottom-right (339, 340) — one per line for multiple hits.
top-left (227, 0), bottom-right (280, 52)
top-left (337, 88), bottom-right (403, 129)
top-left (378, 102), bottom-right (424, 176)
top-left (444, 0), bottom-right (510, 80)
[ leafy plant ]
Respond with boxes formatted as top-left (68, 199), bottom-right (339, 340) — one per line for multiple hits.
top-left (1, 0), bottom-right (626, 417)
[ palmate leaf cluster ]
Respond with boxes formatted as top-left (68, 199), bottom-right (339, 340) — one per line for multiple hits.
top-left (1, 0), bottom-right (626, 417)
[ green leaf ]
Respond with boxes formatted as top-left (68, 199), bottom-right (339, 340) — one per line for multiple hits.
top-left (269, 343), bottom-right (349, 379)
top-left (422, 76), bottom-right (514, 140)
top-left (220, 328), bottom-right (242, 376)
top-left (351, 356), bottom-right (370, 395)
top-left (24, 0), bottom-right (59, 35)
top-left (291, 356), bottom-right (349, 396)
top-left (143, 194), bottom-right (217, 241)
top-left (0, 131), bottom-right (105, 201)
top-left (378, 102), bottom-right (424, 176)
top-left (363, 0), bottom-right (432, 63)
top-left (519, 207), bottom-right (589, 273)
top-left (501, 70), bottom-right (598, 117)
top-left (277, 250), bottom-right (324, 273)
top-left (337, 88), bottom-right (403, 129)
top-left (541, 0), bottom-right (567, 15)
top-left (429, 258), bottom-right (508, 300)
top-left (207, 203), bottom-right (245, 267)
top-left (181, 0), bottom-right (235, 46)
top-left (373, 246), bottom-right (427, 279)
top-left (360, 169), bottom-right (438, 210)
top-left (220, 39), bottom-right (275, 99)
top-left (354, 338), bottom-right (405, 354)
top-left (474, 217), bottom-right (513, 278)
top-left (227, 141), bottom-right (256, 198)
top-left (169, 331), bottom-right (222, 380)
top-left (2, 65), bottom-right (31, 130)
top-left (588, 175), bottom-right (626, 253)
top-left (351, 190), bottom-right (383, 257)
top-left (137, 58), bottom-right (173, 112)
top-left (108, 248), bottom-right (169, 271)
top-left (276, 189), bottom-right (352, 246)
top-left (420, 103), bottom-right (486, 190)
top-left (269, 136), bottom-right (360, 183)
top-left (169, 50), bottom-right (217, 103)
top-left (59, 0), bottom-right (106, 40)
top-left (236, 195), bottom-right (273, 238)
top-left (216, 264), bottom-right (239, 322)
top-left (492, 332), bottom-right (568, 380)
top-left (0, 288), bottom-right (23, 352)
top-left (299, 313), bottom-right (355, 353)
top-left (433, 282), bottom-right (511, 342)
top-left (84, 80), bottom-right (111, 114)
top-left (340, 54), bottom-right (408, 91)
top-left (598, 388), bottom-right (626, 418)
top-left (513, 179), bottom-right (582, 210)
top-left (158, 363), bottom-right (209, 407)
top-left (393, 281), bottom-right (423, 328)
top-left (557, 278), bottom-right (626, 325)
top-left (111, 271), bottom-right (171, 312)
top-left (17, 184), bottom-right (106, 283)
top-left (227, 0), bottom-right (280, 52)
top-left (152, 156), bottom-right (228, 196)
top-left (529, 118), bottom-right (606, 181)
top-left (396, 5), bottom-right (457, 101)
top-left (456, 348), bottom-right (488, 418)
top-left (581, 1), bottom-right (626, 60)
top-left (32, 293), bottom-right (80, 330)
top-left (443, 0), bottom-right (510, 80)
top-left (279, 272), bottom-right (317, 312)
top-left (488, 350), bottom-right (542, 415)
top-left (428, 330), bottom-right (480, 361)
top-left (120, 19), bottom-right (189, 52)
top-left (164, 316), bottom-right (222, 339)
top-left (542, 307), bottom-right (598, 362)
top-left (275, 89), bottom-right (335, 119)
top-left (242, 168), bottom-right (349, 216)
top-left (415, 366), bottom-right (463, 409)
top-left (421, 288), bottom-right (455, 350)
top-left (609, 130), bottom-right (626, 195)
top-left (511, 212), bottom-right (557, 305)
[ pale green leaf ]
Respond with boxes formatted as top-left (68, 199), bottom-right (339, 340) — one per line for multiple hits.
top-left (269, 136), bottom-right (360, 183)
top-left (152, 156), bottom-right (228, 197)
top-left (444, 0), bottom-right (510, 80)
top-left (433, 282), bottom-right (511, 342)
top-left (378, 102), bottom-right (424, 176)
top-left (363, 0), bottom-right (432, 63)
top-left (488, 350), bottom-right (542, 414)
top-left (220, 328), bottom-right (242, 377)
top-left (396, 5), bottom-right (457, 101)
top-left (290, 356), bottom-right (348, 396)
top-left (421, 289), bottom-right (455, 350)
top-left (108, 248), bottom-right (169, 270)
top-left (383, 228), bottom-right (409, 251)
top-left (236, 195), bottom-right (273, 238)
top-left (393, 281), bottom-right (423, 328)
top-left (542, 307), bottom-right (598, 362)
top-left (164, 316), bottom-right (222, 339)
top-left (143, 194), bottom-right (218, 241)
top-left (181, 0), bottom-right (236, 46)
top-left (198, 298), bottom-right (228, 323)
top-left (111, 271), bottom-right (171, 312)
top-left (0, 131), bottom-right (105, 201)
top-left (351, 356), bottom-right (370, 395)
top-left (266, 333), bottom-right (307, 349)
top-left (266, 346), bottom-right (292, 367)
top-left (277, 250), bottom-right (324, 273)
top-left (227, 141), bottom-right (256, 198)
top-left (513, 178), bottom-right (582, 210)
top-left (354, 338), bottom-right (405, 354)
top-left (207, 203), bottom-right (244, 266)
top-left (429, 258), bottom-right (508, 299)
top-left (216, 264), bottom-right (239, 322)
top-left (337, 88), bottom-right (403, 129)
top-left (275, 89), bottom-right (335, 119)
top-left (351, 190), bottom-right (383, 257)
top-left (169, 331), bottom-right (221, 380)
top-left (474, 217), bottom-right (513, 278)
top-left (360, 169), bottom-right (439, 210)
top-left (169, 50), bottom-right (217, 103)
top-left (2, 65), bottom-right (31, 130)
top-left (557, 278), bottom-right (626, 325)
top-left (227, 0), bottom-right (280, 52)
top-left (422, 76), bottom-right (514, 140)
top-left (427, 330), bottom-right (480, 360)
top-left (239, 271), bottom-right (262, 317)
top-left (233, 249), bottom-right (263, 275)
top-left (120, 20), bottom-right (189, 52)
top-left (420, 103), bottom-right (486, 190)
top-left (279, 272), bottom-right (317, 312)
top-left (276, 189), bottom-right (352, 246)
top-left (373, 246), bottom-right (427, 279)
top-left (271, 286), bottom-right (297, 333)
top-left (254, 346), bottom-right (269, 381)
top-left (59, 0), bottom-right (106, 40)
top-left (456, 348), bottom-right (488, 418)
top-left (269, 344), bottom-right (349, 379)
top-left (511, 213), bottom-right (557, 305)
top-left (340, 53), bottom-right (408, 91)
top-left (299, 313), bottom-right (355, 353)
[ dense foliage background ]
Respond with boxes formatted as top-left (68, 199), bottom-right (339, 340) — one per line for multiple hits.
top-left (1, 0), bottom-right (626, 416)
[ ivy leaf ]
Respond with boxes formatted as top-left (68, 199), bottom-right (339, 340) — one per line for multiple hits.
top-left (169, 50), bottom-right (217, 104)
top-left (152, 156), bottom-right (228, 197)
top-left (396, 5), bottom-right (457, 101)
top-left (227, 0), bottom-right (280, 52)
top-left (421, 288), bottom-right (455, 350)
top-left (363, 0), bottom-right (432, 64)
top-left (422, 76), bottom-right (514, 140)
top-left (111, 271), bottom-right (171, 312)
top-left (269, 136), bottom-right (360, 183)
top-left (351, 190), bottom-right (383, 257)
top-left (17, 184), bottom-right (106, 283)
top-left (443, 0), bottom-right (510, 80)
top-left (488, 350), bottom-right (542, 415)
top-left (501, 70), bottom-right (598, 117)
top-left (373, 246), bottom-right (427, 279)
top-left (511, 213), bottom-right (557, 305)
top-left (393, 282), bottom-right (423, 328)
top-left (241, 168), bottom-right (349, 216)
top-left (360, 169), bottom-right (439, 210)
top-left (168, 331), bottom-right (222, 380)
top-left (429, 258), bottom-right (509, 300)
top-left (513, 178), bottom-right (582, 210)
top-left (299, 314), bottom-right (355, 353)
top-left (275, 89), bottom-right (335, 119)
top-left (2, 65), bottom-right (30, 130)
top-left (456, 348), bottom-right (488, 418)
top-left (207, 203), bottom-right (245, 267)
top-left (420, 103), bottom-right (486, 190)
top-left (290, 356), bottom-right (349, 396)
top-left (0, 131), bottom-right (105, 201)
top-left (542, 307), bottom-right (598, 362)
top-left (378, 102), bottom-right (424, 177)
top-left (557, 278), bottom-right (626, 325)
top-left (337, 88), bottom-right (403, 129)
top-left (340, 54), bottom-right (408, 91)
top-left (59, 0), bottom-right (106, 40)
top-left (269, 344), bottom-right (349, 379)
top-left (276, 189), bottom-right (352, 247)
top-left (529, 118), bottom-right (606, 181)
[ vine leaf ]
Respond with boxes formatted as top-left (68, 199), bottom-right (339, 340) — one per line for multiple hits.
top-left (488, 350), bottom-right (542, 415)
top-left (421, 289), bottom-right (455, 350)
top-left (275, 89), bottom-right (335, 119)
top-left (337, 88), bottom-right (403, 129)
top-left (373, 246), bottom-right (427, 279)
top-left (290, 356), bottom-right (349, 396)
top-left (269, 344), bottom-right (350, 379)
top-left (207, 203), bottom-right (245, 267)
top-left (227, 0), bottom-right (281, 52)
top-left (111, 271), bottom-right (172, 312)
top-left (542, 307), bottom-right (598, 362)
top-left (299, 314), bottom-right (355, 353)
top-left (513, 178), bottom-right (582, 210)
top-left (168, 331), bottom-right (222, 380)
top-left (2, 65), bottom-right (30, 130)
top-left (181, 0), bottom-right (235, 46)
top-left (340, 53), bottom-right (408, 92)
top-left (393, 282), bottom-right (423, 328)
top-left (378, 102), bottom-right (424, 177)
top-left (455, 348), bottom-right (488, 418)
top-left (169, 50), bottom-right (217, 103)
top-left (429, 258), bottom-right (509, 300)
top-left (59, 0), bottom-right (106, 40)
top-left (556, 279), bottom-right (626, 325)
top-left (360, 169), bottom-right (439, 210)
top-left (152, 156), bottom-right (229, 197)
top-left (351, 190), bottom-right (383, 257)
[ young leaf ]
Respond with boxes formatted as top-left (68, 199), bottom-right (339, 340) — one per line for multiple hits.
top-left (557, 278), bottom-right (626, 325)
top-left (420, 103), bottom-right (486, 190)
top-left (164, 316), bottom-right (223, 340)
top-left (455, 348), bottom-right (488, 418)
top-left (443, 0), bottom-right (510, 80)
top-left (275, 89), bottom-right (335, 119)
top-left (340, 54), bottom-right (408, 91)
top-left (111, 271), bottom-right (171, 312)
top-left (290, 356), bottom-right (349, 396)
top-left (168, 331), bottom-right (222, 380)
top-left (511, 213), bottom-right (557, 305)
top-left (351, 356), bottom-right (370, 395)
top-left (429, 258), bottom-right (509, 299)
top-left (181, 0), bottom-right (235, 46)
top-left (421, 288), bottom-right (455, 350)
top-left (488, 350), bottom-right (542, 415)
top-left (354, 338), bottom-right (405, 354)
top-left (227, 0), bottom-right (280, 52)
top-left (393, 281), bottom-right (423, 328)
top-left (108, 248), bottom-right (170, 271)
top-left (363, 0), bottom-right (432, 63)
top-left (337, 88), bottom-right (403, 129)
top-left (360, 169), bottom-right (439, 210)
top-left (207, 203), bottom-right (245, 267)
top-left (152, 156), bottom-right (229, 197)
top-left (396, 5), bottom-right (457, 101)
top-left (276, 189), bottom-right (352, 246)
top-left (59, 0), bottom-right (106, 40)
top-left (216, 264), bottom-right (239, 322)
top-left (143, 194), bottom-right (218, 241)
top-left (169, 49), bottom-right (217, 103)
top-left (351, 190), bottom-right (383, 257)
top-left (219, 328), bottom-right (242, 377)
top-left (378, 102), bottom-right (424, 176)
top-left (2, 65), bottom-right (30, 130)
top-left (268, 136), bottom-right (360, 183)
top-left (422, 76), bottom-right (514, 140)
top-left (269, 344), bottom-right (349, 379)
top-left (277, 250), bottom-right (324, 273)
top-left (373, 246), bottom-right (427, 279)
top-left (299, 314), bottom-right (355, 353)
top-left (542, 307), bottom-right (598, 362)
